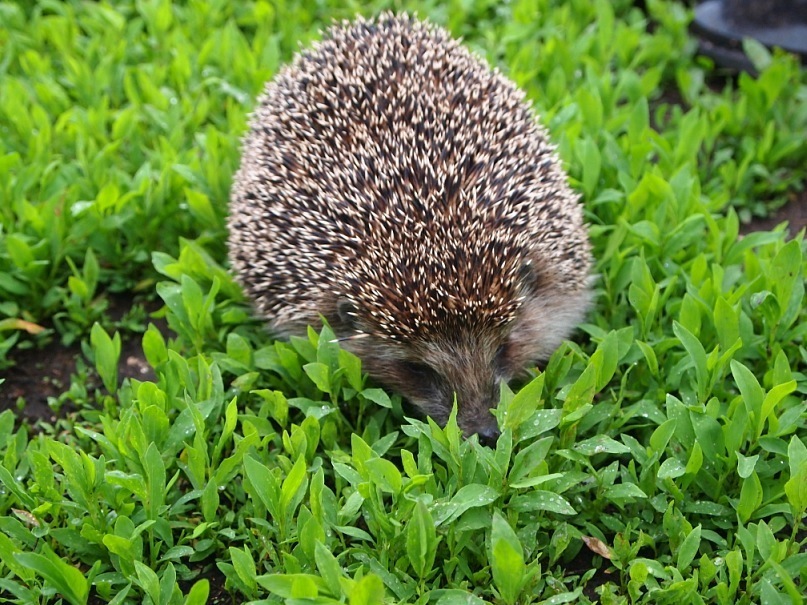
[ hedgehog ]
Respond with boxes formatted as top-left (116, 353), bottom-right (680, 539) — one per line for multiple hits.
top-left (228, 13), bottom-right (592, 443)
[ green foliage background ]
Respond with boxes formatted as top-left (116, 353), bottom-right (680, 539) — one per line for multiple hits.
top-left (0, 0), bottom-right (805, 603)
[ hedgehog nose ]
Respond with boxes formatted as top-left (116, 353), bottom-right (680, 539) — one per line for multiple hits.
top-left (477, 424), bottom-right (501, 448)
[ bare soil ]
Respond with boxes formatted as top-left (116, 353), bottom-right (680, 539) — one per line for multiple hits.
top-left (0, 296), bottom-right (162, 424)
top-left (0, 335), bottom-right (156, 424)
top-left (739, 188), bottom-right (807, 236)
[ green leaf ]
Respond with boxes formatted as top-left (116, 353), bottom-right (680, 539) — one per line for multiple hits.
top-left (758, 380), bottom-right (797, 439)
top-left (298, 510), bottom-right (325, 566)
top-left (361, 388), bottom-right (392, 408)
top-left (673, 321), bottom-right (708, 401)
top-left (406, 499), bottom-right (438, 579)
top-left (592, 330), bottom-right (620, 391)
top-left (518, 409), bottom-right (563, 440)
top-left (736, 453), bottom-right (758, 479)
top-left (690, 411), bottom-right (724, 465)
top-left (0, 533), bottom-right (34, 581)
top-left (348, 574), bottom-right (385, 605)
top-left (628, 96), bottom-right (649, 140)
top-left (0, 464), bottom-right (35, 509)
top-left (731, 360), bottom-right (763, 418)
top-left (784, 438), bottom-right (807, 515)
top-left (314, 541), bottom-right (344, 598)
top-left (81, 247), bottom-right (99, 297)
top-left (563, 363), bottom-right (597, 414)
top-left (144, 443), bottom-right (166, 520)
top-left (243, 455), bottom-right (280, 520)
top-left (685, 442), bottom-right (703, 476)
top-left (226, 332), bottom-right (252, 366)
top-left (257, 574), bottom-right (321, 598)
top-left (737, 471), bottom-right (763, 523)
top-left (5, 234), bottom-right (34, 269)
top-left (142, 324), bottom-right (168, 367)
top-left (504, 373), bottom-right (544, 432)
top-left (184, 579), bottom-right (209, 605)
top-left (786, 435), bottom-right (807, 477)
top-left (432, 483), bottom-right (500, 525)
top-left (756, 520), bottom-right (776, 562)
top-left (714, 297), bottom-right (740, 352)
top-left (434, 590), bottom-right (486, 605)
top-left (159, 563), bottom-right (177, 605)
top-left (509, 436), bottom-right (555, 486)
top-left (637, 341), bottom-right (659, 377)
top-left (230, 546), bottom-right (257, 592)
top-left (103, 535), bottom-right (135, 574)
top-left (510, 490), bottom-right (576, 515)
top-left (658, 458), bottom-right (686, 479)
top-left (578, 136), bottom-right (602, 197)
top-left (742, 37), bottom-right (772, 72)
top-left (281, 455), bottom-right (309, 524)
top-left (649, 418), bottom-right (677, 454)
top-left (214, 397), bottom-right (238, 464)
top-left (134, 561), bottom-right (161, 604)
top-left (574, 435), bottom-right (631, 455)
top-left (15, 546), bottom-right (88, 605)
top-left (339, 348), bottom-right (364, 392)
top-left (603, 484), bottom-right (647, 501)
top-left (253, 389), bottom-right (289, 427)
top-left (304, 362), bottom-right (331, 393)
top-left (46, 441), bottom-right (93, 510)
top-left (185, 188), bottom-right (218, 227)
top-left (768, 558), bottom-right (804, 604)
top-left (677, 524), bottom-right (701, 570)
top-left (490, 512), bottom-right (525, 605)
top-left (365, 458), bottom-right (402, 495)
top-left (90, 322), bottom-right (121, 393)
top-left (726, 549), bottom-right (743, 593)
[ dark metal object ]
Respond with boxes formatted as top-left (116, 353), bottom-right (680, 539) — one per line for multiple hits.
top-left (692, 0), bottom-right (807, 70)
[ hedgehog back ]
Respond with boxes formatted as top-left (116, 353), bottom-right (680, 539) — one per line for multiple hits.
top-left (228, 14), bottom-right (590, 342)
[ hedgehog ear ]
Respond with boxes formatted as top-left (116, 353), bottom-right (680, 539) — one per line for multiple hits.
top-left (337, 299), bottom-right (358, 329)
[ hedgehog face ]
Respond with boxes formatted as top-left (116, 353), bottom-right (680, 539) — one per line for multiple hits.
top-left (340, 327), bottom-right (510, 443)
top-left (417, 333), bottom-right (511, 441)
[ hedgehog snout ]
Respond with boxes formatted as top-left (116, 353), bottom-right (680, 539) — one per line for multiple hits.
top-left (459, 407), bottom-right (501, 446)
top-left (416, 340), bottom-right (507, 443)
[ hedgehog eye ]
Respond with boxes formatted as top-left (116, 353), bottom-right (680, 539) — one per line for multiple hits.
top-left (518, 261), bottom-right (542, 292)
top-left (337, 299), bottom-right (357, 328)
top-left (402, 361), bottom-right (439, 383)
top-left (493, 343), bottom-right (512, 375)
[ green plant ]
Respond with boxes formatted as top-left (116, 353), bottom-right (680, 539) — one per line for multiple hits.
top-left (0, 0), bottom-right (804, 603)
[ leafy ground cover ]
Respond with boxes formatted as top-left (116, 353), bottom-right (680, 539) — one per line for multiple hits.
top-left (1, 0), bottom-right (806, 603)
